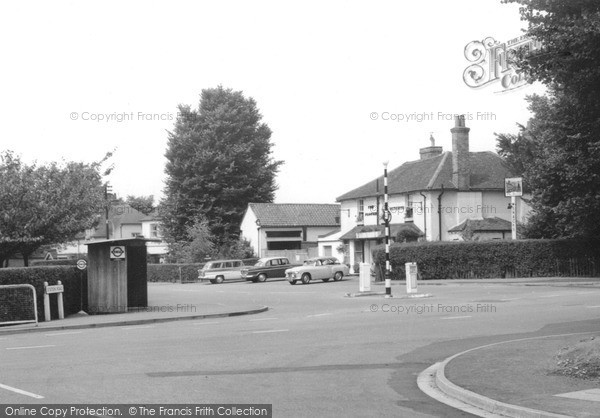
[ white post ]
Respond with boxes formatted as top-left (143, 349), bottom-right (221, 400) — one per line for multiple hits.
top-left (57, 280), bottom-right (64, 320)
top-left (511, 195), bottom-right (517, 240)
top-left (43, 281), bottom-right (51, 322)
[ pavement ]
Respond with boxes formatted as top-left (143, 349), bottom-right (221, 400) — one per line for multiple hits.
top-left (0, 282), bottom-right (268, 336)
top-left (2, 278), bottom-right (600, 417)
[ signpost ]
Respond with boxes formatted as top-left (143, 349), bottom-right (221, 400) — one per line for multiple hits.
top-left (382, 161), bottom-right (392, 298)
top-left (43, 281), bottom-right (64, 322)
top-left (76, 259), bottom-right (87, 314)
top-left (505, 177), bottom-right (523, 240)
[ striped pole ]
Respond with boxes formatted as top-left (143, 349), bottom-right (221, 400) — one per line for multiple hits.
top-left (383, 161), bottom-right (392, 297)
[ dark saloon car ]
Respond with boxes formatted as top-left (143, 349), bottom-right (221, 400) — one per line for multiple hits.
top-left (241, 257), bottom-right (300, 282)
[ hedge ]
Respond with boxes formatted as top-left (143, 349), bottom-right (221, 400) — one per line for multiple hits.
top-left (148, 258), bottom-right (260, 283)
top-left (0, 266), bottom-right (87, 323)
top-left (373, 239), bottom-right (600, 280)
top-left (31, 259), bottom-right (83, 266)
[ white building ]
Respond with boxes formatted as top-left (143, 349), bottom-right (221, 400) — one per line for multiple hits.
top-left (333, 115), bottom-right (530, 270)
top-left (240, 203), bottom-right (341, 260)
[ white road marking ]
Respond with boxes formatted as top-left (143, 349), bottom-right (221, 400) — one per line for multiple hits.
top-left (45, 331), bottom-right (83, 336)
top-left (6, 345), bottom-right (56, 350)
top-left (441, 316), bottom-right (472, 320)
top-left (586, 305), bottom-right (600, 308)
top-left (251, 329), bottom-right (289, 334)
top-left (306, 313), bottom-right (332, 318)
top-left (555, 388), bottom-right (600, 402)
top-left (0, 383), bottom-right (44, 399)
top-left (192, 321), bottom-right (221, 325)
top-left (122, 325), bottom-right (154, 330)
top-left (249, 317), bottom-right (278, 322)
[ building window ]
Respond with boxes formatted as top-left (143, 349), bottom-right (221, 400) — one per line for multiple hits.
top-left (150, 223), bottom-right (159, 238)
top-left (354, 240), bottom-right (364, 263)
top-left (323, 245), bottom-right (332, 257)
top-left (357, 199), bottom-right (364, 224)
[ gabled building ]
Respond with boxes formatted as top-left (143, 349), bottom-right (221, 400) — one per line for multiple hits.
top-left (334, 115), bottom-right (530, 269)
top-left (240, 203), bottom-right (341, 258)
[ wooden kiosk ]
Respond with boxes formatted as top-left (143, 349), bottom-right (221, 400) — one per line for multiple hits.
top-left (85, 237), bottom-right (155, 314)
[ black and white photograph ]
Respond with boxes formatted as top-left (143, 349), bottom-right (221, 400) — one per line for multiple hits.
top-left (1, 1), bottom-right (600, 417)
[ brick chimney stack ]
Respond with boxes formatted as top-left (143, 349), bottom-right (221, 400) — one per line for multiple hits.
top-left (451, 115), bottom-right (470, 190)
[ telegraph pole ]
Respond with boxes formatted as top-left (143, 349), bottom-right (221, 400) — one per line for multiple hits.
top-left (104, 183), bottom-right (112, 239)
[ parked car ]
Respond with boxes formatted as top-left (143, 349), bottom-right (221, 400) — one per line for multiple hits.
top-left (198, 259), bottom-right (245, 284)
top-left (241, 257), bottom-right (300, 282)
top-left (285, 257), bottom-right (349, 285)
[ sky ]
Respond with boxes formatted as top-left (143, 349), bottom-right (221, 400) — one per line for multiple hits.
top-left (0, 0), bottom-right (545, 205)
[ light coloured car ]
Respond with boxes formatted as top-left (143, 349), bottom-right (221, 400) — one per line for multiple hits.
top-left (285, 257), bottom-right (349, 285)
top-left (198, 259), bottom-right (245, 284)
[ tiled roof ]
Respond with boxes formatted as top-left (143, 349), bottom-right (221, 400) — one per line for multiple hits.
top-left (336, 151), bottom-right (514, 201)
top-left (249, 203), bottom-right (341, 227)
top-left (448, 216), bottom-right (512, 233)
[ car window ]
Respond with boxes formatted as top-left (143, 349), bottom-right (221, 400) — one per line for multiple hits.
top-left (282, 258), bottom-right (289, 265)
top-left (303, 260), bottom-right (316, 266)
top-left (224, 262), bottom-right (232, 268)
top-left (322, 259), bottom-right (332, 265)
top-left (255, 259), bottom-right (267, 267)
top-left (233, 261), bottom-right (242, 267)
top-left (209, 262), bottom-right (221, 269)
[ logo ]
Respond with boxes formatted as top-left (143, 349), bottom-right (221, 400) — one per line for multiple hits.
top-left (463, 35), bottom-right (542, 93)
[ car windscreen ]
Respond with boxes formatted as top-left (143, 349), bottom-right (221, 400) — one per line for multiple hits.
top-left (254, 259), bottom-right (268, 267)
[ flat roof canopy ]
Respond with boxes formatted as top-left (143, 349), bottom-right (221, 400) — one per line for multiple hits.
top-left (84, 237), bottom-right (162, 247)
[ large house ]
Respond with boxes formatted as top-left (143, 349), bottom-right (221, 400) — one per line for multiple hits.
top-left (333, 115), bottom-right (530, 269)
top-left (240, 203), bottom-right (341, 260)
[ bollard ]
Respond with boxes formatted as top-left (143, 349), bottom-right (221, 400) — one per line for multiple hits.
top-left (405, 262), bottom-right (418, 294)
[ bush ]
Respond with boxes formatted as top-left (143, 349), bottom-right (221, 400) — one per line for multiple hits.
top-left (0, 266), bottom-right (87, 322)
top-left (373, 239), bottom-right (600, 280)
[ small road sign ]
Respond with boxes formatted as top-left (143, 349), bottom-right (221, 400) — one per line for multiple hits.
top-left (45, 284), bottom-right (64, 294)
top-left (110, 246), bottom-right (126, 260)
top-left (76, 259), bottom-right (87, 270)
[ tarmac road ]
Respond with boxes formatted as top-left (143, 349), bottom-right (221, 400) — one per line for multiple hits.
top-left (1, 277), bottom-right (599, 417)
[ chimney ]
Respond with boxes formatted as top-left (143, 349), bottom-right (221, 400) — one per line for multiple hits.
top-left (419, 134), bottom-right (443, 160)
top-left (451, 115), bottom-right (470, 190)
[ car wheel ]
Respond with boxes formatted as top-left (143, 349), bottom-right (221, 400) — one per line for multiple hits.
top-left (257, 273), bottom-right (267, 282)
top-left (322, 278), bottom-right (330, 282)
top-left (301, 273), bottom-right (311, 284)
top-left (289, 280), bottom-right (297, 285)
top-left (209, 279), bottom-right (216, 284)
top-left (333, 272), bottom-right (343, 281)
top-left (215, 276), bottom-right (224, 284)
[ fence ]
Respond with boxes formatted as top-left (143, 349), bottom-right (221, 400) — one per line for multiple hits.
top-left (0, 284), bottom-right (38, 326)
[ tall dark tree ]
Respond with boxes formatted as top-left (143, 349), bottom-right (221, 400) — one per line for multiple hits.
top-left (161, 86), bottom-right (282, 248)
top-left (497, 0), bottom-right (600, 238)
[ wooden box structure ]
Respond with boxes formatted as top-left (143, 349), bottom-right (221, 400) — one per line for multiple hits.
top-left (85, 237), bottom-right (155, 314)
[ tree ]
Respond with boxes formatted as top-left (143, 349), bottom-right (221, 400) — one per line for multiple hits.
top-left (161, 86), bottom-right (283, 249)
top-left (164, 216), bottom-right (215, 263)
top-left (0, 151), bottom-right (110, 266)
top-left (126, 195), bottom-right (155, 215)
top-left (496, 0), bottom-right (600, 238)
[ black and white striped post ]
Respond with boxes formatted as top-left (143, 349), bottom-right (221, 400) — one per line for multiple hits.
top-left (383, 161), bottom-right (392, 297)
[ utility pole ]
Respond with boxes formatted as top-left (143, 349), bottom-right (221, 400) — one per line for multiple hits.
top-left (104, 183), bottom-right (112, 239)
